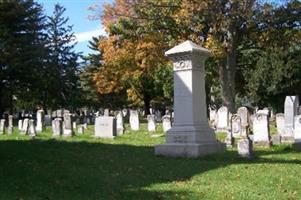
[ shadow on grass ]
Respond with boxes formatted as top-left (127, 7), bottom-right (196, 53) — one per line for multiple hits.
top-left (0, 139), bottom-right (300, 200)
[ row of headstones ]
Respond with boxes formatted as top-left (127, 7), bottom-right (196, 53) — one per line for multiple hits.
top-left (94, 111), bottom-right (172, 138)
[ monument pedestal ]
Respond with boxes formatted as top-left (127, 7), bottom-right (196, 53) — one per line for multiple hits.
top-left (154, 41), bottom-right (225, 158)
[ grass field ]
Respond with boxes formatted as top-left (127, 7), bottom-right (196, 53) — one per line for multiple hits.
top-left (0, 124), bottom-right (300, 200)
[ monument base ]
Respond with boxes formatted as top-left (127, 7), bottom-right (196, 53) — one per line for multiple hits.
top-left (155, 142), bottom-right (226, 158)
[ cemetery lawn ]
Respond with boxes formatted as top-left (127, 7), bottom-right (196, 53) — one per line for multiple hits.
top-left (0, 124), bottom-right (300, 200)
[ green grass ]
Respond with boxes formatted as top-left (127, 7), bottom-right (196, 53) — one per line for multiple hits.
top-left (0, 124), bottom-right (300, 200)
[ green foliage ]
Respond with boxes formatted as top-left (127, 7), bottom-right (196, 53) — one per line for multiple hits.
top-left (45, 4), bottom-right (82, 109)
top-left (0, 0), bottom-right (47, 113)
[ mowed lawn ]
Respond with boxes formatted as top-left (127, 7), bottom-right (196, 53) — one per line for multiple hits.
top-left (0, 124), bottom-right (300, 200)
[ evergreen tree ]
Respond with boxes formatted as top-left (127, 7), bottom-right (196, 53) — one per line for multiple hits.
top-left (0, 0), bottom-right (47, 113)
top-left (45, 4), bottom-right (81, 109)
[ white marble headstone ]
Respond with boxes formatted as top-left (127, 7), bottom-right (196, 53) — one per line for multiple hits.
top-left (216, 106), bottom-right (229, 132)
top-left (162, 115), bottom-right (171, 133)
top-left (284, 96), bottom-right (299, 140)
top-left (94, 116), bottom-right (116, 138)
top-left (116, 111), bottom-right (124, 136)
top-left (147, 115), bottom-right (156, 132)
top-left (253, 113), bottom-right (270, 145)
top-left (129, 110), bottom-right (139, 131)
top-left (231, 114), bottom-right (241, 138)
top-left (294, 115), bottom-right (301, 140)
top-left (276, 113), bottom-right (285, 136)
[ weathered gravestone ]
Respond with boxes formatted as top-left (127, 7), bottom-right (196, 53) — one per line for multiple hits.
top-left (225, 130), bottom-right (234, 148)
top-left (231, 114), bottom-right (241, 138)
top-left (154, 40), bottom-right (225, 157)
top-left (77, 125), bottom-right (84, 135)
top-left (237, 107), bottom-right (249, 137)
top-left (276, 113), bottom-right (285, 136)
top-left (36, 110), bottom-right (44, 133)
top-left (94, 116), bottom-right (116, 138)
top-left (284, 96), bottom-right (299, 142)
top-left (209, 108), bottom-right (217, 128)
top-left (154, 111), bottom-right (162, 122)
top-left (0, 119), bottom-right (5, 134)
top-left (216, 106), bottom-right (229, 132)
top-left (63, 113), bottom-right (73, 137)
top-left (52, 118), bottom-right (62, 136)
top-left (104, 109), bottom-right (110, 116)
top-left (72, 121), bottom-right (77, 130)
top-left (162, 115), bottom-right (171, 133)
top-left (253, 113), bottom-right (271, 147)
top-left (237, 138), bottom-right (253, 159)
top-left (44, 115), bottom-right (51, 126)
top-left (28, 119), bottom-right (36, 137)
top-left (7, 115), bottom-right (13, 134)
top-left (18, 120), bottom-right (23, 131)
top-left (116, 111), bottom-right (124, 136)
top-left (122, 109), bottom-right (128, 117)
top-left (129, 110), bottom-right (139, 131)
top-left (21, 118), bottom-right (29, 135)
top-left (147, 115), bottom-right (156, 132)
top-left (293, 115), bottom-right (301, 150)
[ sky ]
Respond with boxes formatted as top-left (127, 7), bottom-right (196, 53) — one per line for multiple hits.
top-left (37, 0), bottom-right (112, 55)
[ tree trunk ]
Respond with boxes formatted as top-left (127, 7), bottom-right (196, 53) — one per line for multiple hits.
top-left (143, 94), bottom-right (151, 116)
top-left (219, 34), bottom-right (237, 113)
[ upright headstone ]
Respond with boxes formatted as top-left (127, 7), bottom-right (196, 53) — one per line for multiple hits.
top-left (122, 109), bottom-right (128, 117)
top-left (253, 113), bottom-right (271, 147)
top-left (7, 115), bottom-right (13, 134)
top-left (154, 110), bottom-right (162, 122)
top-left (36, 110), bottom-right (44, 133)
top-left (0, 119), bottom-right (5, 134)
top-left (18, 120), bottom-right (23, 131)
top-left (94, 116), bottom-right (116, 138)
top-left (63, 113), bottom-right (73, 137)
top-left (104, 109), bottom-right (110, 116)
top-left (237, 138), bottom-right (253, 159)
top-left (293, 115), bottom-right (301, 150)
top-left (72, 121), bottom-right (77, 130)
top-left (129, 110), bottom-right (139, 131)
top-left (225, 130), bottom-right (234, 148)
top-left (209, 108), bottom-right (217, 128)
top-left (216, 106), bottom-right (229, 132)
top-left (276, 113), bottom-right (285, 136)
top-left (116, 111), bottom-right (124, 136)
top-left (155, 40), bottom-right (225, 157)
top-left (237, 107), bottom-right (249, 137)
top-left (52, 118), bottom-right (62, 137)
top-left (77, 125), bottom-right (84, 135)
top-left (21, 118), bottom-right (29, 135)
top-left (44, 115), bottom-right (51, 126)
top-left (284, 96), bottom-right (299, 142)
top-left (162, 115), bottom-right (171, 133)
top-left (28, 119), bottom-right (36, 137)
top-left (231, 114), bottom-right (241, 138)
top-left (147, 115), bottom-right (156, 132)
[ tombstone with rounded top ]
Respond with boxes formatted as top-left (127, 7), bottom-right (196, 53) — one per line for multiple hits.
top-left (155, 40), bottom-right (225, 158)
top-left (284, 96), bottom-right (299, 142)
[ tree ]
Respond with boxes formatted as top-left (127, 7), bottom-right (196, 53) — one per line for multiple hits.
top-left (45, 4), bottom-right (81, 109)
top-left (0, 0), bottom-right (47, 113)
top-left (80, 36), bottom-right (103, 107)
top-left (239, 0), bottom-right (301, 111)
top-left (93, 2), bottom-right (174, 114)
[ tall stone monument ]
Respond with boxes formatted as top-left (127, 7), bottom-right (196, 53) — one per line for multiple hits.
top-left (284, 96), bottom-right (299, 142)
top-left (155, 40), bottom-right (225, 157)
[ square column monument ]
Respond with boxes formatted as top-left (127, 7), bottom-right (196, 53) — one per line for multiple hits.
top-left (155, 40), bottom-right (226, 158)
